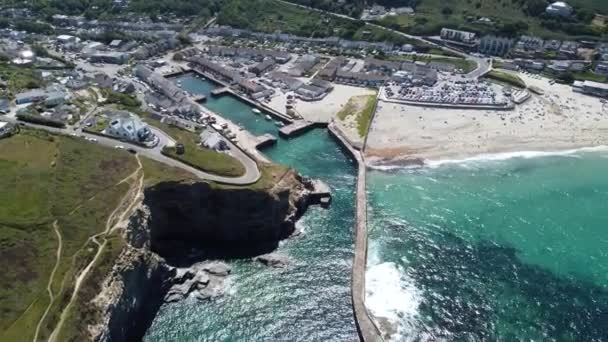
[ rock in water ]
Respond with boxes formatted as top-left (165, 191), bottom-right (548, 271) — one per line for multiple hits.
top-left (255, 253), bottom-right (289, 268)
top-left (202, 262), bottom-right (231, 276)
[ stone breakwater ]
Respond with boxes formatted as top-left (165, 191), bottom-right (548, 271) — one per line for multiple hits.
top-left (90, 168), bottom-right (317, 342)
top-left (328, 122), bottom-right (384, 342)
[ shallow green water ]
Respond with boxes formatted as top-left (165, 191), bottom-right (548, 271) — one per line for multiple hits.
top-left (144, 77), bottom-right (358, 341)
top-left (177, 74), bottom-right (279, 136)
top-left (366, 153), bottom-right (608, 341)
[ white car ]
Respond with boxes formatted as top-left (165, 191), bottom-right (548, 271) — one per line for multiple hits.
top-left (114, 145), bottom-right (125, 149)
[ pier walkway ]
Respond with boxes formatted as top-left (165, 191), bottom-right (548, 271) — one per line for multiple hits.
top-left (279, 120), bottom-right (321, 138)
top-left (328, 122), bottom-right (383, 342)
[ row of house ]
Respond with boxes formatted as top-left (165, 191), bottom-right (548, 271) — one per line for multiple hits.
top-left (363, 57), bottom-right (439, 85)
top-left (204, 46), bottom-right (291, 64)
top-left (189, 57), bottom-right (241, 84)
top-left (15, 87), bottom-right (70, 106)
top-left (201, 26), bottom-right (404, 53)
top-left (135, 64), bottom-right (189, 104)
top-left (295, 78), bottom-right (333, 101)
top-left (132, 38), bottom-right (180, 60)
top-left (248, 59), bottom-right (275, 76)
top-left (52, 15), bottom-right (184, 32)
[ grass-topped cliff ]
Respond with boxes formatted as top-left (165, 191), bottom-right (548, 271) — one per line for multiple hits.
top-left (0, 128), bottom-right (299, 342)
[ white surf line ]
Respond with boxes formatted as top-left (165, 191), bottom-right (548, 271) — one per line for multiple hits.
top-left (32, 221), bottom-right (62, 342)
top-left (368, 145), bottom-right (608, 171)
top-left (425, 145), bottom-right (608, 168)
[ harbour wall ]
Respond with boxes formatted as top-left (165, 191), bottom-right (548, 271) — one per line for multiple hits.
top-left (328, 122), bottom-right (384, 342)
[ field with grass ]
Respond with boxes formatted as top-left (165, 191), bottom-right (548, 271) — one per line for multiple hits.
top-left (0, 63), bottom-right (43, 96)
top-left (337, 94), bottom-right (378, 137)
top-left (484, 70), bottom-right (527, 88)
top-left (375, 0), bottom-right (607, 39)
top-left (0, 129), bottom-right (139, 342)
top-left (217, 0), bottom-right (447, 51)
top-left (0, 127), bottom-right (207, 342)
top-left (144, 117), bottom-right (245, 177)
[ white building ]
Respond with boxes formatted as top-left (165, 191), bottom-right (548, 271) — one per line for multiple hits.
top-left (105, 112), bottom-right (152, 142)
top-left (546, 1), bottom-right (573, 18)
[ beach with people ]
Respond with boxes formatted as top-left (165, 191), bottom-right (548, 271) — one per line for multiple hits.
top-left (366, 75), bottom-right (608, 166)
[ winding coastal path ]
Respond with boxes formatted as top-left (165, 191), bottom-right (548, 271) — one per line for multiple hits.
top-left (32, 221), bottom-right (63, 342)
top-left (47, 156), bottom-right (145, 342)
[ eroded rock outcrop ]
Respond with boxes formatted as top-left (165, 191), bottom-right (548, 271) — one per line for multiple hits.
top-left (145, 169), bottom-right (312, 259)
top-left (90, 168), bottom-right (313, 342)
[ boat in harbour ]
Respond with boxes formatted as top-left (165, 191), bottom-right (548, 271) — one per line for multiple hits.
top-left (265, 115), bottom-right (272, 121)
top-left (252, 108), bottom-right (261, 114)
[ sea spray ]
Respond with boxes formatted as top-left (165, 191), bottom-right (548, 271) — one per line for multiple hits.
top-left (368, 145), bottom-right (608, 171)
top-left (366, 262), bottom-right (423, 342)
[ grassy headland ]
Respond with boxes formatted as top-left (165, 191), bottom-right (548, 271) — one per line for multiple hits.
top-left (0, 129), bottom-right (137, 342)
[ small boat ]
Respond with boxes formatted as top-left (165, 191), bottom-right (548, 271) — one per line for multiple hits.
top-left (252, 108), bottom-right (261, 114)
top-left (275, 121), bottom-right (284, 127)
top-left (265, 115), bottom-right (272, 121)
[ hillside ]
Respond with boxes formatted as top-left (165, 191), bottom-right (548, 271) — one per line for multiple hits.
top-left (282, 0), bottom-right (608, 39)
top-left (0, 128), bottom-right (195, 342)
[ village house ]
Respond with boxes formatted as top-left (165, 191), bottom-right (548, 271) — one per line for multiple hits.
top-left (105, 111), bottom-right (154, 143)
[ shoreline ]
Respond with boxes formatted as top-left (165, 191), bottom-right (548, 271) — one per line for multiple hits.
top-left (366, 143), bottom-right (608, 171)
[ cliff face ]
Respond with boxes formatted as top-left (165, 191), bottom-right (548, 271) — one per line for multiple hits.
top-left (91, 208), bottom-right (171, 342)
top-left (145, 169), bottom-right (310, 258)
top-left (91, 168), bottom-right (311, 341)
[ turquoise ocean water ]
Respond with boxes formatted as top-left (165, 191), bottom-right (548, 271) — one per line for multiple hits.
top-left (144, 75), bottom-right (358, 341)
top-left (366, 152), bottom-right (608, 341)
top-left (147, 74), bottom-right (608, 341)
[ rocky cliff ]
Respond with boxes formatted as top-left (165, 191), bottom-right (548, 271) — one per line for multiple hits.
top-left (90, 168), bottom-right (312, 341)
top-left (145, 168), bottom-right (311, 259)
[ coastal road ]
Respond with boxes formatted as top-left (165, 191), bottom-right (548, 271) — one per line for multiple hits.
top-left (2, 117), bottom-right (261, 185)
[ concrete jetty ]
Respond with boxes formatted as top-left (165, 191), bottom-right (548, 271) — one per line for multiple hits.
top-left (328, 122), bottom-right (383, 342)
top-left (211, 87), bottom-right (230, 96)
top-left (253, 133), bottom-right (277, 149)
top-left (308, 179), bottom-right (332, 208)
top-left (193, 95), bottom-right (207, 102)
top-left (279, 120), bottom-right (322, 138)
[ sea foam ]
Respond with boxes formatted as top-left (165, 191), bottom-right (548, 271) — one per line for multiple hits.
top-left (425, 146), bottom-right (608, 168)
top-left (366, 261), bottom-right (422, 342)
top-left (370, 145), bottom-right (608, 171)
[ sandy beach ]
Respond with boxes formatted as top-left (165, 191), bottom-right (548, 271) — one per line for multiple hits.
top-left (366, 72), bottom-right (608, 165)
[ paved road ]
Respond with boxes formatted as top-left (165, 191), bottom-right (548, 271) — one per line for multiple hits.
top-left (3, 117), bottom-right (261, 185)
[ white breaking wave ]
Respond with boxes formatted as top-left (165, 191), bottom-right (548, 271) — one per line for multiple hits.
top-left (366, 262), bottom-right (423, 342)
top-left (368, 163), bottom-right (422, 171)
top-left (369, 145), bottom-right (608, 171)
top-left (426, 145), bottom-right (608, 168)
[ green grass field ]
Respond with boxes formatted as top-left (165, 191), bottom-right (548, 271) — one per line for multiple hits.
top-left (337, 94), bottom-right (378, 137)
top-left (0, 129), bottom-right (138, 342)
top-left (484, 70), bottom-right (527, 88)
top-left (377, 0), bottom-right (607, 39)
top-left (0, 63), bottom-right (43, 95)
top-left (156, 124), bottom-right (245, 177)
